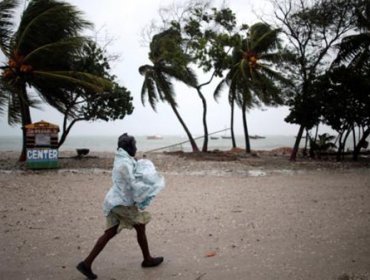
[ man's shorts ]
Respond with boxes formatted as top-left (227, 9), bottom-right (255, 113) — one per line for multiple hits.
top-left (106, 205), bottom-right (151, 233)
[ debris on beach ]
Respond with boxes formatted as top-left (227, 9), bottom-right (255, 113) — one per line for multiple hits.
top-left (205, 251), bottom-right (217, 257)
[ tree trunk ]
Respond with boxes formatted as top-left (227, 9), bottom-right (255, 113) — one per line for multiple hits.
top-left (353, 127), bottom-right (370, 161)
top-left (303, 129), bottom-right (309, 157)
top-left (18, 85), bottom-right (32, 162)
top-left (230, 98), bottom-right (236, 148)
top-left (352, 127), bottom-right (356, 152)
top-left (337, 129), bottom-right (351, 161)
top-left (314, 124), bottom-right (319, 141)
top-left (290, 125), bottom-right (305, 161)
top-left (196, 88), bottom-right (208, 152)
top-left (169, 103), bottom-right (199, 152)
top-left (336, 132), bottom-right (344, 161)
top-left (241, 102), bottom-right (251, 153)
top-left (58, 118), bottom-right (84, 148)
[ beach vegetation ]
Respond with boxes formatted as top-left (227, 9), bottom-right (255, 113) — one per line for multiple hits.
top-left (272, 0), bottom-right (358, 161)
top-left (286, 0), bottom-right (370, 161)
top-left (145, 1), bottom-right (240, 152)
top-left (332, 0), bottom-right (370, 70)
top-left (169, 4), bottom-right (238, 152)
top-left (309, 133), bottom-right (337, 159)
top-left (315, 63), bottom-right (370, 161)
top-left (215, 22), bottom-right (292, 153)
top-left (57, 41), bottom-right (133, 148)
top-left (0, 0), bottom-right (114, 161)
top-left (139, 28), bottom-right (200, 152)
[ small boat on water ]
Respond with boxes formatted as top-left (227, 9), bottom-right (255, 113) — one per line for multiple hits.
top-left (221, 136), bottom-right (232, 139)
top-left (147, 135), bottom-right (163, 140)
top-left (210, 136), bottom-right (219, 140)
top-left (250, 135), bottom-right (266, 139)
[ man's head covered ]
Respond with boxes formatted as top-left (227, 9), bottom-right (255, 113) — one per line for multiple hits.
top-left (118, 133), bottom-right (137, 157)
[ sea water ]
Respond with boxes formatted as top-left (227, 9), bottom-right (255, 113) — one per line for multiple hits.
top-left (0, 134), bottom-right (310, 153)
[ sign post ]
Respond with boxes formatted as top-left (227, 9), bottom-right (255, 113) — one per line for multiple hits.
top-left (25, 121), bottom-right (59, 169)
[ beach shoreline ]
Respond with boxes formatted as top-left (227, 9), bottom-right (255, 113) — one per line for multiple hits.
top-left (1, 148), bottom-right (369, 172)
top-left (1, 150), bottom-right (370, 280)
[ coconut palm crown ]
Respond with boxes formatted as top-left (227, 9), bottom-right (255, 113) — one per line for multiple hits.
top-left (0, 0), bottom-right (112, 160)
top-left (139, 28), bottom-right (199, 151)
top-left (215, 22), bottom-right (291, 152)
top-left (139, 28), bottom-right (197, 110)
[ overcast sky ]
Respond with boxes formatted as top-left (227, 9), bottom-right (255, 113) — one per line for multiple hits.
top-left (0, 0), bottom-right (333, 137)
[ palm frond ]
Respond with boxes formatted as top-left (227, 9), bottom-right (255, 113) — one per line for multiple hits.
top-left (258, 51), bottom-right (286, 64)
top-left (0, 0), bottom-right (18, 56)
top-left (0, 78), bottom-right (24, 125)
top-left (33, 70), bottom-right (112, 92)
top-left (7, 91), bottom-right (22, 125)
top-left (239, 59), bottom-right (249, 80)
top-left (250, 71), bottom-right (281, 105)
top-left (252, 29), bottom-right (281, 53)
top-left (155, 70), bottom-right (177, 107)
top-left (140, 77), bottom-right (148, 106)
top-left (213, 78), bottom-right (227, 101)
top-left (138, 64), bottom-right (151, 76)
top-left (141, 72), bottom-right (158, 111)
top-left (160, 64), bottom-right (198, 87)
top-left (248, 23), bottom-right (280, 53)
top-left (31, 85), bottom-right (74, 113)
top-left (23, 36), bottom-right (88, 67)
top-left (16, 0), bottom-right (91, 55)
top-left (258, 64), bottom-right (292, 86)
top-left (0, 78), bottom-right (11, 117)
top-left (334, 33), bottom-right (370, 64)
top-left (348, 48), bottom-right (370, 69)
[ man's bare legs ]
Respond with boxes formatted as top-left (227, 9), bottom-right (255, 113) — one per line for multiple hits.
top-left (77, 225), bottom-right (118, 279)
top-left (133, 224), bottom-right (163, 267)
top-left (77, 223), bottom-right (163, 279)
top-left (85, 225), bottom-right (118, 267)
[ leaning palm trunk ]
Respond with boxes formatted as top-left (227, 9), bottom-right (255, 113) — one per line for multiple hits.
top-left (196, 88), bottom-right (208, 152)
top-left (230, 98), bottom-right (236, 148)
top-left (241, 101), bottom-right (251, 153)
top-left (18, 85), bottom-right (32, 162)
top-left (168, 102), bottom-right (199, 152)
top-left (290, 125), bottom-right (305, 161)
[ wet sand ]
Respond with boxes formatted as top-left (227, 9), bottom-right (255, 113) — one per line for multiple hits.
top-left (0, 151), bottom-right (369, 280)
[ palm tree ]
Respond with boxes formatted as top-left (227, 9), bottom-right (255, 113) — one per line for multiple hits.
top-left (309, 133), bottom-right (336, 159)
top-left (0, 0), bottom-right (111, 161)
top-left (333, 0), bottom-right (370, 68)
top-left (215, 23), bottom-right (290, 153)
top-left (139, 29), bottom-right (200, 152)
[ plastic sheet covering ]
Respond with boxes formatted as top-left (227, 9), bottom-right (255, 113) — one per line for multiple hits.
top-left (134, 159), bottom-right (165, 209)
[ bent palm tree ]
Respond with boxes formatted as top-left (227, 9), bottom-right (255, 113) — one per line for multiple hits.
top-left (139, 29), bottom-right (199, 152)
top-left (0, 0), bottom-right (111, 161)
top-left (215, 23), bottom-right (291, 153)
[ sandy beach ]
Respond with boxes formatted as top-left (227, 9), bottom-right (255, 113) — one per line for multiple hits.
top-left (0, 150), bottom-right (370, 280)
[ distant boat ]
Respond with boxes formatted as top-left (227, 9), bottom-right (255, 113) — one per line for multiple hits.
top-left (147, 135), bottom-right (163, 140)
top-left (250, 135), bottom-right (266, 139)
top-left (210, 136), bottom-right (219, 140)
top-left (221, 136), bottom-right (232, 139)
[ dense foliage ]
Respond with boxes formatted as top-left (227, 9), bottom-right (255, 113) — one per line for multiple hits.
top-left (58, 41), bottom-right (133, 148)
top-left (272, 0), bottom-right (362, 160)
top-left (0, 0), bottom-right (132, 159)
